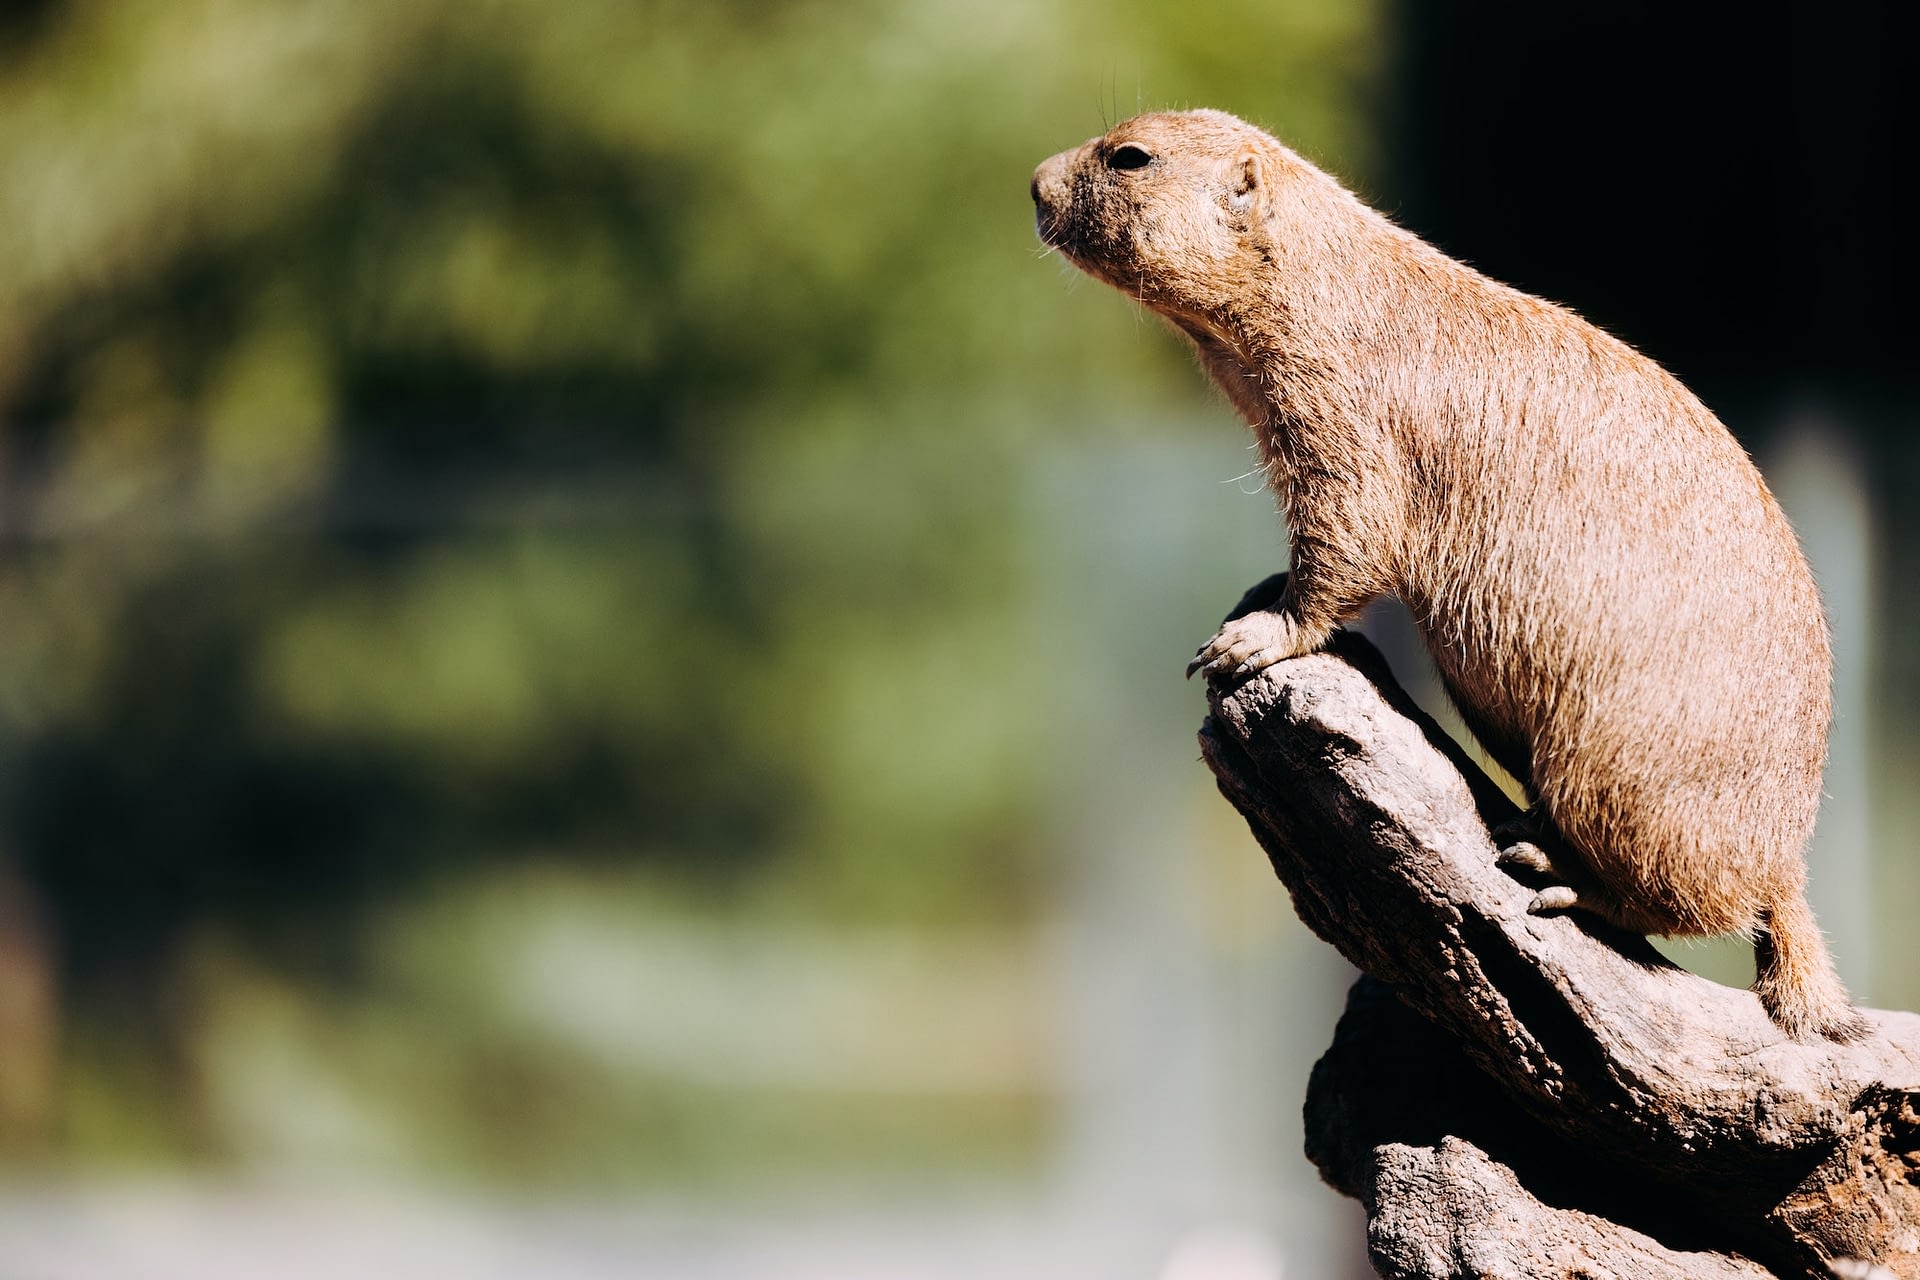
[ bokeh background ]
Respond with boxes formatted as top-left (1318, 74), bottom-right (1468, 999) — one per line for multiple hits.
top-left (0, 2), bottom-right (1911, 1276)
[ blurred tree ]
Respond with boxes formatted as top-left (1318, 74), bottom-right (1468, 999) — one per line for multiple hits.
top-left (0, 0), bottom-right (1387, 1159)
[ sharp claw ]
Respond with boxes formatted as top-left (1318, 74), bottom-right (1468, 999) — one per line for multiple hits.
top-left (1227, 652), bottom-right (1272, 681)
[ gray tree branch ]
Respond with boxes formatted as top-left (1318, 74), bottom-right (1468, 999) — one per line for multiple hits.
top-left (1196, 624), bottom-right (1920, 1278)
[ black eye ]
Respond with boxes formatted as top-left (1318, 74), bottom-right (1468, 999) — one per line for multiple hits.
top-left (1107, 144), bottom-right (1153, 171)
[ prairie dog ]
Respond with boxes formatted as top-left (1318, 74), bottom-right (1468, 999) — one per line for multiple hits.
top-left (1032, 109), bottom-right (1864, 1042)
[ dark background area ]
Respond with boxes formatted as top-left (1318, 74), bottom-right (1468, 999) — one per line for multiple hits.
top-left (1392, 3), bottom-right (1913, 401)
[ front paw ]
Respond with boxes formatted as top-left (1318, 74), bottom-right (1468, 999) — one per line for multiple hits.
top-left (1187, 610), bottom-right (1303, 680)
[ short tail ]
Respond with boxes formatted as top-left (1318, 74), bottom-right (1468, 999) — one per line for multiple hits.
top-left (1753, 894), bottom-right (1870, 1043)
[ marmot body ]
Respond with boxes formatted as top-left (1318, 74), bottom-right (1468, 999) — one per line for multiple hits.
top-left (1032, 109), bottom-right (1863, 1041)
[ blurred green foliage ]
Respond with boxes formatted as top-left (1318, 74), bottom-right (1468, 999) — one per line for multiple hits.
top-left (0, 0), bottom-right (1386, 1171)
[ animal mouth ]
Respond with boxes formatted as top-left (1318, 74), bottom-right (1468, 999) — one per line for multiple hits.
top-left (1033, 201), bottom-right (1100, 277)
top-left (1031, 188), bottom-right (1072, 254)
top-left (1034, 208), bottom-right (1071, 254)
top-left (1030, 163), bottom-right (1129, 292)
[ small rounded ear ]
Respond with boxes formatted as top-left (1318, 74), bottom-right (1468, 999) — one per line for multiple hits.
top-left (1228, 150), bottom-right (1262, 213)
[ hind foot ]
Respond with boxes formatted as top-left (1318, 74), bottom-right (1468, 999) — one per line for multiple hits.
top-left (1494, 840), bottom-right (1556, 877)
top-left (1501, 843), bottom-right (1610, 917)
top-left (1492, 808), bottom-right (1573, 884)
top-left (1524, 882), bottom-right (1616, 916)
top-left (1492, 812), bottom-right (1615, 919)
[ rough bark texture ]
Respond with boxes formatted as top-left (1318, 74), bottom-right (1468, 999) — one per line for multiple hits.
top-left (1196, 624), bottom-right (1920, 1279)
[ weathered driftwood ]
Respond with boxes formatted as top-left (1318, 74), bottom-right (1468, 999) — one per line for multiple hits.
top-left (1194, 603), bottom-right (1920, 1279)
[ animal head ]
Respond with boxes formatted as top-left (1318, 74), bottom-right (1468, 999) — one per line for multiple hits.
top-left (1031, 110), bottom-right (1303, 323)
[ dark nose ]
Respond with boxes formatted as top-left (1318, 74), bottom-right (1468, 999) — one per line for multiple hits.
top-left (1030, 173), bottom-right (1042, 205)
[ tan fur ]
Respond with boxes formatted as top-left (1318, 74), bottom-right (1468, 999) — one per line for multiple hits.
top-left (1033, 110), bottom-right (1865, 1041)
